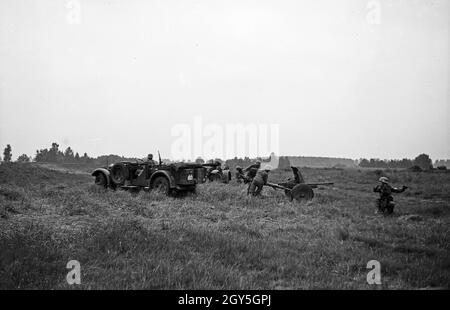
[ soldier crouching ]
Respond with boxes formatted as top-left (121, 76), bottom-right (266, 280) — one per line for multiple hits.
top-left (373, 177), bottom-right (408, 214)
top-left (235, 166), bottom-right (246, 183)
top-left (248, 165), bottom-right (272, 196)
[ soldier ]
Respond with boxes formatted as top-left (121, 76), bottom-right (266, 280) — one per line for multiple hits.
top-left (235, 166), bottom-right (246, 183)
top-left (373, 177), bottom-right (408, 214)
top-left (136, 154), bottom-right (156, 177)
top-left (248, 165), bottom-right (272, 196)
top-left (146, 154), bottom-right (157, 165)
top-left (244, 160), bottom-right (261, 181)
top-left (244, 160), bottom-right (261, 172)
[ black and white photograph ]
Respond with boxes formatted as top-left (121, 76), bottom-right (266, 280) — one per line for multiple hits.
top-left (0, 0), bottom-right (449, 295)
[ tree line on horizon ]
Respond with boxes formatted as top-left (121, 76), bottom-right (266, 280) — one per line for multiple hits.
top-left (1, 143), bottom-right (449, 171)
top-left (1, 142), bottom-right (99, 165)
top-left (358, 156), bottom-right (424, 169)
top-left (357, 154), bottom-right (449, 171)
top-left (34, 143), bottom-right (94, 164)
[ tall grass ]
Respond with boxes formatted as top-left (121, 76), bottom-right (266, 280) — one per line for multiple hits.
top-left (0, 163), bottom-right (449, 289)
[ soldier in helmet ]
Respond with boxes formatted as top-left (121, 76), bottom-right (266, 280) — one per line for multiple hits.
top-left (244, 160), bottom-right (261, 172)
top-left (248, 164), bottom-right (272, 196)
top-left (136, 154), bottom-right (157, 177)
top-left (373, 177), bottom-right (408, 214)
top-left (235, 166), bottom-right (247, 183)
top-left (147, 154), bottom-right (157, 165)
top-left (244, 160), bottom-right (261, 181)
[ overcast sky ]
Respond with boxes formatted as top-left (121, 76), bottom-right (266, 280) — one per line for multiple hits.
top-left (0, 0), bottom-right (449, 161)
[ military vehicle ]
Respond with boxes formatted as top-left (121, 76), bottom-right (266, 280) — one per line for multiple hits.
top-left (91, 154), bottom-right (206, 195)
top-left (202, 162), bottom-right (232, 183)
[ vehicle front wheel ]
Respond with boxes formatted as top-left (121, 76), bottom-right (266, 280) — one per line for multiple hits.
top-left (152, 176), bottom-right (170, 195)
top-left (110, 163), bottom-right (128, 186)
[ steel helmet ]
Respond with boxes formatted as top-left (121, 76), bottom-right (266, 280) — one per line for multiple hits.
top-left (379, 177), bottom-right (389, 183)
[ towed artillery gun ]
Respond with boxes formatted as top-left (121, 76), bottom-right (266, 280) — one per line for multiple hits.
top-left (265, 167), bottom-right (334, 202)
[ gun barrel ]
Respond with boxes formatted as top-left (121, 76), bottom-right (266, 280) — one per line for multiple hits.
top-left (265, 182), bottom-right (291, 191)
top-left (306, 182), bottom-right (334, 187)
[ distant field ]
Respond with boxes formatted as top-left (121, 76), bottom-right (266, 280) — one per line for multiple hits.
top-left (0, 163), bottom-right (449, 289)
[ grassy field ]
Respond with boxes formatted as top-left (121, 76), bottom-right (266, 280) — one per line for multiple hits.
top-left (0, 163), bottom-right (449, 289)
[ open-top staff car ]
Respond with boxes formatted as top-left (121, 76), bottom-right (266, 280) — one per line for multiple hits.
top-left (92, 156), bottom-right (207, 195)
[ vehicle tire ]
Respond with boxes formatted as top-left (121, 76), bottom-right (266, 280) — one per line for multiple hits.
top-left (110, 163), bottom-right (128, 186)
top-left (291, 184), bottom-right (314, 202)
top-left (94, 172), bottom-right (108, 188)
top-left (152, 176), bottom-right (170, 195)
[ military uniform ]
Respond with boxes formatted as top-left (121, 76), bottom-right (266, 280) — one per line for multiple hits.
top-left (243, 162), bottom-right (261, 181)
top-left (146, 154), bottom-right (157, 165)
top-left (244, 167), bottom-right (257, 181)
top-left (136, 154), bottom-right (157, 178)
top-left (235, 167), bottom-right (247, 183)
top-left (248, 170), bottom-right (269, 196)
top-left (373, 181), bottom-right (407, 214)
top-left (244, 163), bottom-right (261, 173)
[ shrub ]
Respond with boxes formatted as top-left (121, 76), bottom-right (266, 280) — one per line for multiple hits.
top-left (409, 165), bottom-right (423, 172)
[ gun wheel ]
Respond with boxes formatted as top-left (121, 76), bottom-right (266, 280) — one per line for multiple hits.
top-left (291, 184), bottom-right (314, 202)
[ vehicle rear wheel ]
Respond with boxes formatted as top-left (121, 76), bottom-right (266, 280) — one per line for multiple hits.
top-left (152, 176), bottom-right (170, 195)
top-left (94, 173), bottom-right (107, 188)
